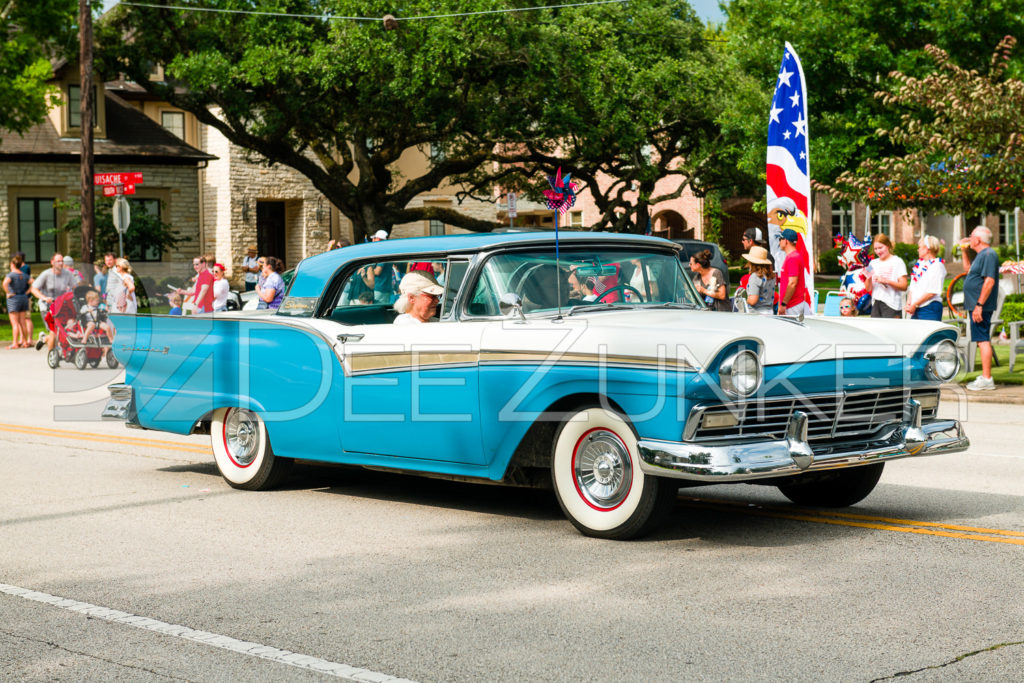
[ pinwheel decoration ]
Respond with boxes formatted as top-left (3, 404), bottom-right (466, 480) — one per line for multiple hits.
top-left (543, 167), bottom-right (577, 214)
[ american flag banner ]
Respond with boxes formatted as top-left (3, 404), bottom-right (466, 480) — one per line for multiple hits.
top-left (766, 42), bottom-right (814, 305)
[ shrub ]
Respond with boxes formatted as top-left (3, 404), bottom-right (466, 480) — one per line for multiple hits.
top-left (817, 247), bottom-right (845, 275)
top-left (891, 242), bottom-right (919, 267)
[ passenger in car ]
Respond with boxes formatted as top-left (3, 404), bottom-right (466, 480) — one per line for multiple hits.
top-left (393, 271), bottom-right (444, 324)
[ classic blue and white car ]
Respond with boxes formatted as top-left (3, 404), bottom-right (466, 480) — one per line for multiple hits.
top-left (103, 232), bottom-right (968, 538)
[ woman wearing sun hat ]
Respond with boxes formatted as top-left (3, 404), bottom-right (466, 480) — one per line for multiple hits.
top-left (742, 245), bottom-right (777, 314)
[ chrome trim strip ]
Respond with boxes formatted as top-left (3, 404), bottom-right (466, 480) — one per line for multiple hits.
top-left (346, 349), bottom-right (698, 375)
top-left (639, 412), bottom-right (968, 483)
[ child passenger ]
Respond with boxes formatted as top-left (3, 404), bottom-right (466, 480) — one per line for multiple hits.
top-left (79, 289), bottom-right (115, 342)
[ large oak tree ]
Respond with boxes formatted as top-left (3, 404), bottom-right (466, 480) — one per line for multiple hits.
top-left (99, 0), bottom-right (752, 239)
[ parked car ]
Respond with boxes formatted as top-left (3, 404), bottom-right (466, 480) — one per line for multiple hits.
top-left (672, 238), bottom-right (731, 290)
top-left (103, 232), bottom-right (968, 539)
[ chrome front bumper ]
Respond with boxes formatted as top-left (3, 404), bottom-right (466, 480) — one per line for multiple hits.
top-left (637, 400), bottom-right (969, 482)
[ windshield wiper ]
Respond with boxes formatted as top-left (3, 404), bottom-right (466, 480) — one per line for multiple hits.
top-left (565, 303), bottom-right (619, 317)
top-left (650, 302), bottom-right (703, 310)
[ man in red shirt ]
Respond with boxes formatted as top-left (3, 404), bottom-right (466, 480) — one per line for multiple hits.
top-left (776, 229), bottom-right (810, 316)
top-left (191, 255), bottom-right (215, 313)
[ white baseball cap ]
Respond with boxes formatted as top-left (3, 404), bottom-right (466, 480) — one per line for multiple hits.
top-left (373, 230), bottom-right (389, 240)
top-left (399, 270), bottom-right (444, 297)
top-left (63, 255), bottom-right (74, 266)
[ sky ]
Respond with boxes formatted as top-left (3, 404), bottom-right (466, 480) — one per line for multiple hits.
top-left (102, 1), bottom-right (728, 24)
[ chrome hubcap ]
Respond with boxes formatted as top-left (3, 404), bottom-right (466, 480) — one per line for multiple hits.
top-left (225, 408), bottom-right (259, 466)
top-left (574, 430), bottom-right (632, 508)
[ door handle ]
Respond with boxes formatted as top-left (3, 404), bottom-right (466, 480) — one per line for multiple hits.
top-left (336, 333), bottom-right (365, 343)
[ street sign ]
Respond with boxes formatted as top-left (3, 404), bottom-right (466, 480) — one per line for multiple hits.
top-left (94, 172), bottom-right (143, 186)
top-left (102, 183), bottom-right (136, 197)
top-left (112, 195), bottom-right (131, 235)
top-left (507, 192), bottom-right (517, 218)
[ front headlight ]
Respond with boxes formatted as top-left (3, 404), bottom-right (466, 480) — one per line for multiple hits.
top-left (925, 339), bottom-right (960, 381)
top-left (719, 349), bottom-right (762, 397)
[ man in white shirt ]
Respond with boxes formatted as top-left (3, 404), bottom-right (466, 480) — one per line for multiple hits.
top-left (241, 245), bottom-right (260, 291)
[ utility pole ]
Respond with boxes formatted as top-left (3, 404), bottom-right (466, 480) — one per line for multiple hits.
top-left (79, 0), bottom-right (95, 263)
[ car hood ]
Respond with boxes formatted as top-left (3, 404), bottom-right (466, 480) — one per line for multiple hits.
top-left (480, 309), bottom-right (953, 370)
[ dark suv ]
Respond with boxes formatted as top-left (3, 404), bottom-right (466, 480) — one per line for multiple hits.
top-left (671, 239), bottom-right (730, 289)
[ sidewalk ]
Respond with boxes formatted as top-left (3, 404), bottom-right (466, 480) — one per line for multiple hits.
top-left (942, 382), bottom-right (1024, 405)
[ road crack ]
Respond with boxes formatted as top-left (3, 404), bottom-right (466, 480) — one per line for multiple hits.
top-left (0, 627), bottom-right (194, 681)
top-left (871, 639), bottom-right (1024, 681)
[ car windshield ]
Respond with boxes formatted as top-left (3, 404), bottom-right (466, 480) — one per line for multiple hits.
top-left (466, 247), bottom-right (702, 317)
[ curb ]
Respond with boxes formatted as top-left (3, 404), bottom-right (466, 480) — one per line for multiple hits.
top-left (941, 384), bottom-right (1024, 406)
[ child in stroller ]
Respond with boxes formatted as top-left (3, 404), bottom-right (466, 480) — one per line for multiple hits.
top-left (43, 284), bottom-right (119, 370)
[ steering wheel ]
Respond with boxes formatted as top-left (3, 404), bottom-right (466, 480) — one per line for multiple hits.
top-left (594, 284), bottom-right (644, 303)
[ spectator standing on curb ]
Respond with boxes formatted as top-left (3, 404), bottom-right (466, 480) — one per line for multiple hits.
top-left (742, 246), bottom-right (776, 315)
top-left (30, 253), bottom-right (77, 351)
top-left (62, 255), bottom-right (82, 285)
top-left (110, 258), bottom-right (138, 314)
top-left (212, 263), bottom-right (230, 312)
top-left (256, 257), bottom-right (286, 310)
top-left (4, 257), bottom-right (33, 348)
top-left (739, 227), bottom-right (766, 290)
top-left (241, 245), bottom-right (260, 291)
top-left (191, 255), bottom-right (215, 314)
top-left (961, 226), bottom-right (1000, 391)
top-left (905, 235), bottom-right (946, 321)
top-left (776, 229), bottom-right (810, 317)
top-left (864, 234), bottom-right (908, 319)
top-left (689, 249), bottom-right (730, 312)
top-left (14, 251), bottom-right (30, 278)
top-left (93, 259), bottom-right (109, 299)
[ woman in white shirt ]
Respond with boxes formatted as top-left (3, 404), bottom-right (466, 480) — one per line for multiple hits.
top-left (865, 234), bottom-right (908, 318)
top-left (112, 258), bottom-right (138, 314)
top-left (905, 235), bottom-right (947, 321)
top-left (211, 263), bottom-right (230, 312)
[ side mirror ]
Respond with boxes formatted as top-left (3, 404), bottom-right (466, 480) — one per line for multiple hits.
top-left (499, 292), bottom-right (526, 322)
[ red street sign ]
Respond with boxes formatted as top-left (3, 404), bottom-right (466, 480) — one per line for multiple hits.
top-left (93, 172), bottom-right (143, 186)
top-left (102, 183), bottom-right (136, 197)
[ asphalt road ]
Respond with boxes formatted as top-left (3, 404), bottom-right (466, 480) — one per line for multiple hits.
top-left (1, 350), bottom-right (1023, 682)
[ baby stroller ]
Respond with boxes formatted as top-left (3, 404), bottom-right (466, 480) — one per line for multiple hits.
top-left (44, 285), bottom-right (119, 370)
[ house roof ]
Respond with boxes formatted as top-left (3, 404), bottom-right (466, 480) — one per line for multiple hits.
top-left (0, 91), bottom-right (215, 164)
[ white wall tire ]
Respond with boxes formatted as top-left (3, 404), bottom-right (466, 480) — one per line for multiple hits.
top-left (210, 407), bottom-right (292, 490)
top-left (552, 406), bottom-right (676, 539)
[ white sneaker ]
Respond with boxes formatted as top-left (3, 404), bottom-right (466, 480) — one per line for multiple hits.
top-left (966, 376), bottom-right (996, 391)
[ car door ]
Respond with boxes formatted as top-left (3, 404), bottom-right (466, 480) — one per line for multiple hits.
top-left (313, 257), bottom-right (487, 465)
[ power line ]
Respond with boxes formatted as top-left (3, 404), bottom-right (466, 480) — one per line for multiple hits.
top-left (118, 0), bottom-right (630, 22)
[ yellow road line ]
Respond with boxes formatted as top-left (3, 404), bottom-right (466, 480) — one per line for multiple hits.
top-left (0, 422), bottom-right (210, 455)
top-left (681, 497), bottom-right (1024, 546)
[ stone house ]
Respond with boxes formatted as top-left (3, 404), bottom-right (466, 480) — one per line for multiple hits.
top-left (0, 63), bottom-right (213, 289)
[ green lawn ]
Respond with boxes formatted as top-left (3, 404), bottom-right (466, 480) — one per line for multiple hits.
top-left (959, 342), bottom-right (1024, 386)
top-left (0, 311), bottom-right (43, 344)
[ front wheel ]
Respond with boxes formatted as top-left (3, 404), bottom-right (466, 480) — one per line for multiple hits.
top-left (106, 348), bottom-right (119, 369)
top-left (552, 406), bottom-right (677, 539)
top-left (777, 463), bottom-right (884, 507)
top-left (47, 347), bottom-right (60, 369)
top-left (210, 407), bottom-right (293, 490)
top-left (74, 348), bottom-right (88, 370)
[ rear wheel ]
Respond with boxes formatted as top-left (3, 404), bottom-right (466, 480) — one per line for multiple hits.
top-left (210, 407), bottom-right (292, 490)
top-left (74, 349), bottom-right (88, 370)
top-left (552, 406), bottom-right (676, 539)
top-left (46, 348), bottom-right (60, 369)
top-left (777, 463), bottom-right (885, 507)
top-left (106, 349), bottom-right (119, 369)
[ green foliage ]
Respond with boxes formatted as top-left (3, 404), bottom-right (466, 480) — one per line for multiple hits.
top-left (821, 37), bottom-right (1024, 215)
top-left (55, 197), bottom-right (184, 262)
top-left (891, 242), bottom-right (920, 267)
top-left (98, 0), bottom-right (754, 238)
top-left (724, 0), bottom-right (1024, 187)
top-left (0, 0), bottom-right (84, 137)
top-left (817, 246), bottom-right (844, 275)
top-left (997, 242), bottom-right (1024, 260)
top-left (1005, 293), bottom-right (1024, 304)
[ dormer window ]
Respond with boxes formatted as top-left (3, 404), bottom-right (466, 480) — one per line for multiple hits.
top-left (67, 84), bottom-right (99, 129)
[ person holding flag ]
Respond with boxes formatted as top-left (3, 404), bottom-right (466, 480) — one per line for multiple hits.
top-left (766, 42), bottom-right (814, 311)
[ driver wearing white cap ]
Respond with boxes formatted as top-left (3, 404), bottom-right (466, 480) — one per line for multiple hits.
top-left (393, 270), bottom-right (444, 324)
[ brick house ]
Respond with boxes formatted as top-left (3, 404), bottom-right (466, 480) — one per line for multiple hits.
top-left (0, 64), bottom-right (213, 291)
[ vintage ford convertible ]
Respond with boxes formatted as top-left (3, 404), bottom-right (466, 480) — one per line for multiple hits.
top-left (104, 232), bottom-right (968, 538)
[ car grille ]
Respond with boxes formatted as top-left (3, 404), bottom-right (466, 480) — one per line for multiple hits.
top-left (688, 387), bottom-right (940, 444)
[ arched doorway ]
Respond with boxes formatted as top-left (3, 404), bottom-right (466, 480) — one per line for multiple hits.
top-left (652, 210), bottom-right (690, 239)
